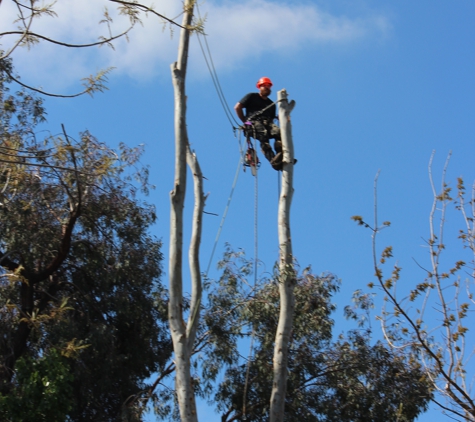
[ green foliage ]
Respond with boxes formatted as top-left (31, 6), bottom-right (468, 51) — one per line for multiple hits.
top-left (315, 331), bottom-right (431, 422)
top-left (0, 60), bottom-right (172, 421)
top-left (0, 349), bottom-right (73, 422)
top-left (199, 248), bottom-right (432, 421)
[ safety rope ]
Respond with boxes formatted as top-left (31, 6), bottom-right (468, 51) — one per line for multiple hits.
top-left (204, 127), bottom-right (246, 276)
top-left (242, 329), bottom-right (256, 420)
top-left (254, 159), bottom-right (259, 289)
top-left (242, 149), bottom-right (259, 419)
top-left (192, 8), bottom-right (274, 416)
top-left (196, 0), bottom-right (282, 135)
top-left (195, 3), bottom-right (241, 130)
top-left (204, 154), bottom-right (242, 276)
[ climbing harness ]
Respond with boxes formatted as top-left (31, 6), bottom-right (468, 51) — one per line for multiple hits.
top-left (238, 99), bottom-right (283, 177)
top-left (245, 99), bottom-right (283, 125)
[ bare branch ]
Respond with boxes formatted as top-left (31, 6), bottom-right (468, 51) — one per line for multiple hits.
top-left (360, 155), bottom-right (475, 419)
top-left (0, 27), bottom-right (133, 50)
top-left (2, 65), bottom-right (114, 98)
top-left (108, 0), bottom-right (185, 29)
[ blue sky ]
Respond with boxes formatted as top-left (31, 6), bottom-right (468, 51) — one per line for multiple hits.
top-left (2, 0), bottom-right (475, 420)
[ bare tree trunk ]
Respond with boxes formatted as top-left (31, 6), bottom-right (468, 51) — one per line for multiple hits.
top-left (168, 1), bottom-right (202, 421)
top-left (270, 89), bottom-right (296, 422)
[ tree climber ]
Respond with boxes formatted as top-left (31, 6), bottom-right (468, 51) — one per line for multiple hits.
top-left (234, 76), bottom-right (285, 171)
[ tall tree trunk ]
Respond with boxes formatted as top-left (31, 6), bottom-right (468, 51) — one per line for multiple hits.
top-left (270, 89), bottom-right (296, 422)
top-left (168, 1), bottom-right (202, 421)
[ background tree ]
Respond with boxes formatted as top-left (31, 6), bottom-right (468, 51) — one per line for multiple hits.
top-left (353, 154), bottom-right (475, 421)
top-left (196, 247), bottom-right (432, 422)
top-left (0, 60), bottom-right (172, 421)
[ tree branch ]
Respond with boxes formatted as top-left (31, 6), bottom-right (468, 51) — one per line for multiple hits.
top-left (108, 0), bottom-right (185, 29)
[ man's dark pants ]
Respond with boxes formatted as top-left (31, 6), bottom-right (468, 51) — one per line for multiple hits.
top-left (246, 119), bottom-right (282, 170)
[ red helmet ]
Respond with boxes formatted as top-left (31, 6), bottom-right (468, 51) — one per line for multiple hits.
top-left (256, 77), bottom-right (273, 88)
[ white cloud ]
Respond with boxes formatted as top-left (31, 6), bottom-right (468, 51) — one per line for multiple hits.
top-left (200, 0), bottom-right (390, 71)
top-left (0, 0), bottom-right (391, 91)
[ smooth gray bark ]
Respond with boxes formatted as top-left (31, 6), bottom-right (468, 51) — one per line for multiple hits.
top-left (270, 89), bottom-right (296, 422)
top-left (168, 1), bottom-right (202, 421)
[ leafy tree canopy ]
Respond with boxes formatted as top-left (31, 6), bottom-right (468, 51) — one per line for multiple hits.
top-left (0, 58), bottom-right (171, 421)
top-left (197, 247), bottom-right (433, 422)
